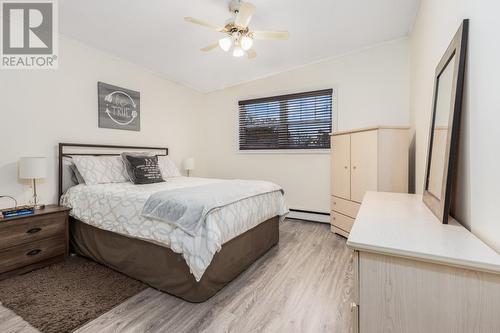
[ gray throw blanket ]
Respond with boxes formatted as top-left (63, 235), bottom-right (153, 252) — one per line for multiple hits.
top-left (141, 180), bottom-right (283, 236)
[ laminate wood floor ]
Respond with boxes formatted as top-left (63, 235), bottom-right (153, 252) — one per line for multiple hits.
top-left (0, 219), bottom-right (353, 333)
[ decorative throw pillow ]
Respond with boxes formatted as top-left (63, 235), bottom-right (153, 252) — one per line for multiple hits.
top-left (121, 154), bottom-right (165, 184)
top-left (72, 156), bottom-right (129, 185)
top-left (158, 156), bottom-right (181, 178)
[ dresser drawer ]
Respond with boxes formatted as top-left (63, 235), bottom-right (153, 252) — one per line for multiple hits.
top-left (331, 211), bottom-right (355, 233)
top-left (0, 236), bottom-right (66, 274)
top-left (0, 213), bottom-right (67, 250)
top-left (331, 196), bottom-right (360, 218)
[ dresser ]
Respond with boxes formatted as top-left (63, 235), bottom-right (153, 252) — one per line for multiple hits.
top-left (0, 205), bottom-right (70, 280)
top-left (330, 126), bottom-right (409, 236)
top-left (347, 192), bottom-right (500, 333)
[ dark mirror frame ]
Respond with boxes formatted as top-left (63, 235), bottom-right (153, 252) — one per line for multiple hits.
top-left (423, 19), bottom-right (469, 224)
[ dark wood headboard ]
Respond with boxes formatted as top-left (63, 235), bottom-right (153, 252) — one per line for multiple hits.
top-left (58, 143), bottom-right (168, 200)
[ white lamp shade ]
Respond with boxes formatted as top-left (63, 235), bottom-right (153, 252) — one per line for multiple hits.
top-left (182, 157), bottom-right (195, 171)
top-left (19, 157), bottom-right (47, 179)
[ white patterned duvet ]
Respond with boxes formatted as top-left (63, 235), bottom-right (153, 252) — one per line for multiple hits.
top-left (61, 177), bottom-right (288, 281)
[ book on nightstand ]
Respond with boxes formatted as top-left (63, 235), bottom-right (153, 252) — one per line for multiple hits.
top-left (0, 205), bottom-right (35, 219)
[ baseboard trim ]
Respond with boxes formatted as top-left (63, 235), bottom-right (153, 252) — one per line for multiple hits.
top-left (289, 209), bottom-right (330, 216)
top-left (288, 209), bottom-right (330, 224)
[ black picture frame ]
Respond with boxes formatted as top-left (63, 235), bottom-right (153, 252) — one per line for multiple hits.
top-left (97, 82), bottom-right (140, 131)
top-left (423, 19), bottom-right (469, 224)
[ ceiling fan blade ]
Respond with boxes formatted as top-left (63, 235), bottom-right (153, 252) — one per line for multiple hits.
top-left (184, 17), bottom-right (223, 31)
top-left (252, 31), bottom-right (289, 40)
top-left (247, 49), bottom-right (257, 59)
top-left (234, 2), bottom-right (256, 28)
top-left (200, 43), bottom-right (219, 52)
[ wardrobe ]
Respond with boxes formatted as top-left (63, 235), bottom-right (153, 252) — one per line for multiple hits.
top-left (330, 126), bottom-right (409, 236)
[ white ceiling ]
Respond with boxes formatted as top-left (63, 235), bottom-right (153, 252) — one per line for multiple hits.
top-left (60, 0), bottom-right (419, 92)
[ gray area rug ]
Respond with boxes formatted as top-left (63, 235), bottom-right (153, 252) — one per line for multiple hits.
top-left (0, 256), bottom-right (147, 333)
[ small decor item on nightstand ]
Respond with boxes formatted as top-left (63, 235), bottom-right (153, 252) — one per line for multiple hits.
top-left (19, 157), bottom-right (47, 209)
top-left (0, 195), bottom-right (35, 219)
top-left (183, 157), bottom-right (195, 177)
top-left (1, 205), bottom-right (35, 219)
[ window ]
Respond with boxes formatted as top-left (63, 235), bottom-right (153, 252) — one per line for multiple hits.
top-left (238, 89), bottom-right (333, 150)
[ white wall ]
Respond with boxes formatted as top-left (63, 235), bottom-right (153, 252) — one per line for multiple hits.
top-left (196, 39), bottom-right (410, 213)
top-left (410, 0), bottom-right (500, 251)
top-left (0, 36), bottom-right (203, 209)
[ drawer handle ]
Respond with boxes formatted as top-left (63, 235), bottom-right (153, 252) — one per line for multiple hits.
top-left (26, 227), bottom-right (42, 234)
top-left (26, 249), bottom-right (42, 256)
top-left (351, 302), bottom-right (358, 312)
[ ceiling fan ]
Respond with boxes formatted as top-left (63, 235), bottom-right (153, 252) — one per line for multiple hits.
top-left (184, 0), bottom-right (289, 59)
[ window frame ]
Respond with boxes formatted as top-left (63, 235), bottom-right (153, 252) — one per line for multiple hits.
top-left (236, 88), bottom-right (337, 154)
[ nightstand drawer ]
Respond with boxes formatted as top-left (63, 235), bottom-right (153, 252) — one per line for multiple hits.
top-left (0, 236), bottom-right (66, 274)
top-left (0, 213), bottom-right (66, 250)
top-left (331, 196), bottom-right (360, 218)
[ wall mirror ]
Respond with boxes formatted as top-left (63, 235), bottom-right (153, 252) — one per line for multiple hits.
top-left (423, 19), bottom-right (468, 224)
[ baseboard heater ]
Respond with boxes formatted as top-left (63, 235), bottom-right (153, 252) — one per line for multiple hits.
top-left (288, 209), bottom-right (330, 224)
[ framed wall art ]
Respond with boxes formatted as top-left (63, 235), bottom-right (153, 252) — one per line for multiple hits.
top-left (98, 82), bottom-right (140, 131)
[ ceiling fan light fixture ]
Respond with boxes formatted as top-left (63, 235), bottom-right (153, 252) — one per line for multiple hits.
top-left (232, 46), bottom-right (245, 57)
top-left (218, 36), bottom-right (232, 52)
top-left (240, 35), bottom-right (253, 51)
top-left (185, 1), bottom-right (289, 60)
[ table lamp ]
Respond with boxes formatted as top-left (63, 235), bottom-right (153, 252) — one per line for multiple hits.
top-left (183, 157), bottom-right (195, 177)
top-left (19, 157), bottom-right (47, 209)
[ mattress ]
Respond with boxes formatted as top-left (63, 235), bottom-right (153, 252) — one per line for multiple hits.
top-left (61, 177), bottom-right (288, 281)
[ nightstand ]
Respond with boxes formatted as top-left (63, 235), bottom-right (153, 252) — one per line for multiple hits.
top-left (0, 205), bottom-right (70, 280)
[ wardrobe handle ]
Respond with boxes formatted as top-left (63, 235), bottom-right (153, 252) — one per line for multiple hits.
top-left (344, 166), bottom-right (348, 169)
top-left (351, 302), bottom-right (359, 333)
top-left (351, 302), bottom-right (358, 312)
top-left (26, 227), bottom-right (42, 234)
top-left (353, 166), bottom-right (357, 170)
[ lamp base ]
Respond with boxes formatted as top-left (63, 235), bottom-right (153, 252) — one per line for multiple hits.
top-left (33, 204), bottom-right (45, 210)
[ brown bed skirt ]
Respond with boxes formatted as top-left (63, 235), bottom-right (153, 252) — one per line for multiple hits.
top-left (70, 216), bottom-right (279, 303)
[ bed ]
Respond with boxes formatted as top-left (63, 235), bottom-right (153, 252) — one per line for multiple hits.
top-left (58, 143), bottom-right (288, 302)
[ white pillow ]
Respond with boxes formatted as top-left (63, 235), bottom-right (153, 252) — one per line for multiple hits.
top-left (72, 156), bottom-right (129, 185)
top-left (158, 156), bottom-right (181, 178)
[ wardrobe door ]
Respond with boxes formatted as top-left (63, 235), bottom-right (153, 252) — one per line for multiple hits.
top-left (331, 134), bottom-right (351, 200)
top-left (350, 130), bottom-right (378, 203)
